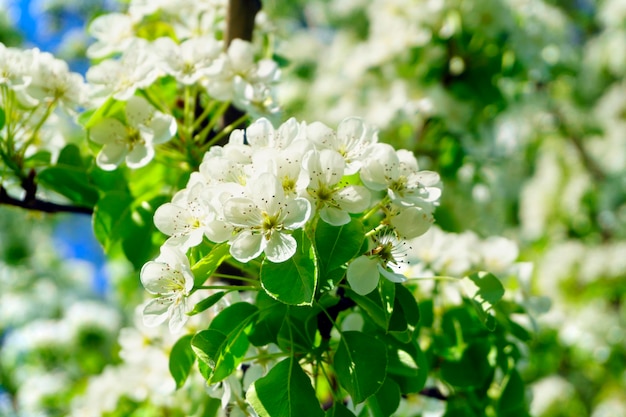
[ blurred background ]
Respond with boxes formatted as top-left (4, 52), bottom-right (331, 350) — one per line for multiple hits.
top-left (1, 0), bottom-right (625, 416)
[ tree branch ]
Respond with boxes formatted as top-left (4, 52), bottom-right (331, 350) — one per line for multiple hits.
top-left (0, 170), bottom-right (93, 215)
top-left (220, 0), bottom-right (262, 137)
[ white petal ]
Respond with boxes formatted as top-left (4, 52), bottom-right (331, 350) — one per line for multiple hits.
top-left (319, 206), bottom-right (350, 226)
top-left (335, 185), bottom-right (371, 213)
top-left (142, 298), bottom-right (170, 327)
top-left (90, 118), bottom-right (127, 145)
top-left (140, 261), bottom-right (169, 293)
top-left (229, 231), bottom-right (264, 263)
top-left (264, 232), bottom-right (297, 263)
top-left (126, 143), bottom-right (153, 168)
top-left (153, 203), bottom-right (186, 236)
top-left (148, 112), bottom-right (177, 144)
top-left (224, 197), bottom-right (263, 227)
top-left (390, 207), bottom-right (433, 239)
top-left (379, 265), bottom-right (407, 283)
top-left (281, 197), bottom-right (311, 230)
top-left (168, 299), bottom-right (189, 333)
top-left (125, 95), bottom-right (154, 125)
top-left (246, 118), bottom-right (274, 148)
top-left (306, 121), bottom-right (335, 148)
top-left (97, 143), bottom-right (127, 170)
top-left (347, 256), bottom-right (380, 295)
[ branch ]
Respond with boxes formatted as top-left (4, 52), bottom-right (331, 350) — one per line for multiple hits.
top-left (220, 0), bottom-right (262, 138)
top-left (419, 387), bottom-right (448, 401)
top-left (225, 0), bottom-right (262, 48)
top-left (0, 170), bottom-right (93, 215)
top-left (0, 187), bottom-right (93, 214)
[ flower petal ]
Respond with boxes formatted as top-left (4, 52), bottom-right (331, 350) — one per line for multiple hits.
top-left (97, 142), bottom-right (127, 171)
top-left (347, 256), bottom-right (380, 295)
top-left (142, 297), bottom-right (170, 327)
top-left (319, 206), bottom-right (350, 226)
top-left (265, 232), bottom-right (297, 263)
top-left (229, 231), bottom-right (264, 263)
top-left (379, 265), bottom-right (407, 283)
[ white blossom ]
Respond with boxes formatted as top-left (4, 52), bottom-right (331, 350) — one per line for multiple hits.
top-left (223, 173), bottom-right (311, 263)
top-left (140, 246), bottom-right (195, 333)
top-left (89, 96), bottom-right (177, 170)
top-left (303, 149), bottom-right (370, 226)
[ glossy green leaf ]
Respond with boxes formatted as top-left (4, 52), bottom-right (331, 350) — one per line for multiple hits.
top-left (191, 302), bottom-right (258, 384)
top-left (276, 308), bottom-right (317, 355)
top-left (169, 334), bottom-right (195, 389)
top-left (440, 341), bottom-right (493, 388)
top-left (248, 291), bottom-right (287, 347)
top-left (367, 378), bottom-right (401, 417)
top-left (121, 196), bottom-right (165, 269)
top-left (81, 97), bottom-right (124, 129)
top-left (92, 191), bottom-right (134, 251)
top-left (394, 284), bottom-right (420, 327)
top-left (497, 370), bottom-right (528, 415)
top-left (191, 242), bottom-right (231, 287)
top-left (325, 403), bottom-right (356, 417)
top-left (38, 167), bottom-right (99, 207)
top-left (385, 340), bottom-right (428, 395)
top-left (315, 218), bottom-right (365, 273)
top-left (260, 230), bottom-right (317, 306)
top-left (344, 278), bottom-right (395, 331)
top-left (246, 357), bottom-right (324, 417)
top-left (187, 291), bottom-right (227, 316)
top-left (462, 272), bottom-right (505, 331)
top-left (334, 331), bottom-right (387, 403)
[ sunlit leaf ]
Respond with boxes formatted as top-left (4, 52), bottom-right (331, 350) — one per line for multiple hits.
top-left (334, 331), bottom-right (387, 403)
top-left (247, 357), bottom-right (324, 417)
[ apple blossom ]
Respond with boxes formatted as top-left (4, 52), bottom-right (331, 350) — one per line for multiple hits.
top-left (140, 246), bottom-right (195, 333)
top-left (89, 95), bottom-right (177, 170)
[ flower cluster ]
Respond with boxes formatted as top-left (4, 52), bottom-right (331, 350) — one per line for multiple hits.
top-left (83, 0), bottom-right (279, 171)
top-left (0, 45), bottom-right (88, 168)
top-left (141, 117), bottom-right (442, 330)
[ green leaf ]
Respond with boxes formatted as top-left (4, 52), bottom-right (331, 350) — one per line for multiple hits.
top-left (37, 167), bottom-right (99, 207)
top-left (169, 334), bottom-right (195, 389)
top-left (386, 341), bottom-right (428, 395)
top-left (462, 272), bottom-right (505, 331)
top-left (191, 302), bottom-right (258, 384)
top-left (394, 284), bottom-right (420, 327)
top-left (92, 191), bottom-right (134, 251)
top-left (334, 331), bottom-right (387, 404)
top-left (191, 242), bottom-right (231, 287)
top-left (367, 378), bottom-right (401, 417)
top-left (24, 150), bottom-right (52, 167)
top-left (498, 370), bottom-right (528, 415)
top-left (248, 291), bottom-right (288, 346)
top-left (315, 218), bottom-right (364, 273)
top-left (440, 341), bottom-right (493, 388)
top-left (325, 403), bottom-right (356, 417)
top-left (57, 144), bottom-right (84, 167)
top-left (344, 278), bottom-right (395, 331)
top-left (121, 196), bottom-right (165, 269)
top-left (276, 307), bottom-right (317, 355)
top-left (247, 357), bottom-right (324, 417)
top-left (187, 291), bottom-right (227, 316)
top-left (0, 107), bottom-right (5, 129)
top-left (81, 97), bottom-right (124, 129)
top-left (260, 230), bottom-right (317, 306)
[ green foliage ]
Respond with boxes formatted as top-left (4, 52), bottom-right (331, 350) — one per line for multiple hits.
top-left (334, 331), bottom-right (387, 404)
top-left (169, 334), bottom-right (196, 389)
top-left (191, 302), bottom-right (258, 384)
top-left (247, 357), bottom-right (324, 417)
top-left (260, 230), bottom-right (318, 306)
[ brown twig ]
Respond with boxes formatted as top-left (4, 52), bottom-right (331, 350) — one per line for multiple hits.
top-left (0, 170), bottom-right (93, 215)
